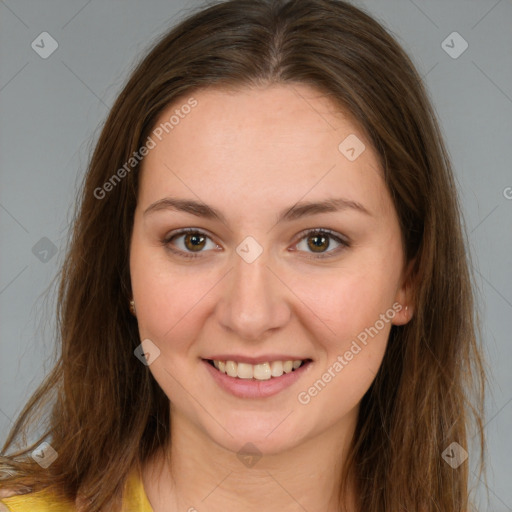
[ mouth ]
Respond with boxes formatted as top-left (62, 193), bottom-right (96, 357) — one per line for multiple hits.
top-left (202, 357), bottom-right (314, 399)
top-left (203, 358), bottom-right (313, 381)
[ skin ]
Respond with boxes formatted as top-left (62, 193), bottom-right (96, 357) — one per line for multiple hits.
top-left (129, 84), bottom-right (414, 512)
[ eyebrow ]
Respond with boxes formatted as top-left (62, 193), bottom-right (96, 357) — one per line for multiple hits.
top-left (143, 196), bottom-right (371, 223)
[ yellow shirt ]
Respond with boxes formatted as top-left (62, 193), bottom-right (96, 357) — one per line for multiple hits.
top-left (0, 468), bottom-right (153, 512)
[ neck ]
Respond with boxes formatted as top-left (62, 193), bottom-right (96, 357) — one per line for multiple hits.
top-left (143, 407), bottom-right (359, 512)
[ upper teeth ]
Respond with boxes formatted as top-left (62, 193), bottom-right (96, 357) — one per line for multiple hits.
top-left (213, 359), bottom-right (303, 380)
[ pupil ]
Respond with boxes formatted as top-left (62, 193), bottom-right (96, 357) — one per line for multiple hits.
top-left (308, 234), bottom-right (328, 252)
top-left (185, 233), bottom-right (205, 251)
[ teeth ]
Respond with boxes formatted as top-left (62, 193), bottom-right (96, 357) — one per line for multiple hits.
top-left (237, 362), bottom-right (253, 379)
top-left (226, 360), bottom-right (237, 378)
top-left (212, 359), bottom-right (306, 380)
top-left (254, 363), bottom-right (271, 380)
top-left (270, 360), bottom-right (283, 377)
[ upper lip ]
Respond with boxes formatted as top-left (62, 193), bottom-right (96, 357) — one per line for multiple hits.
top-left (203, 354), bottom-right (312, 364)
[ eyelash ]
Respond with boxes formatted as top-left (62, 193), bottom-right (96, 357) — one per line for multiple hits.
top-left (162, 228), bottom-right (349, 260)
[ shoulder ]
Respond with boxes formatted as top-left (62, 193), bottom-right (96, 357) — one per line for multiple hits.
top-left (124, 466), bottom-right (153, 511)
top-left (0, 488), bottom-right (75, 511)
top-left (0, 466), bottom-right (152, 512)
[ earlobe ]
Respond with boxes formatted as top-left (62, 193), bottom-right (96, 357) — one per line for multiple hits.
top-left (392, 303), bottom-right (413, 326)
top-left (392, 259), bottom-right (416, 325)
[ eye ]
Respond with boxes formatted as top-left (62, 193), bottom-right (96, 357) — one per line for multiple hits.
top-left (163, 228), bottom-right (219, 259)
top-left (293, 229), bottom-right (349, 259)
top-left (163, 228), bottom-right (349, 260)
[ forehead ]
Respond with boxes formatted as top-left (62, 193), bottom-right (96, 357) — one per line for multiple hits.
top-left (138, 84), bottom-right (388, 216)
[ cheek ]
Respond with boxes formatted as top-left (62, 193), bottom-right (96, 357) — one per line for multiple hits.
top-left (288, 259), bottom-right (399, 341)
top-left (130, 242), bottom-right (215, 353)
top-left (294, 273), bottom-right (394, 412)
top-left (286, 259), bottom-right (398, 396)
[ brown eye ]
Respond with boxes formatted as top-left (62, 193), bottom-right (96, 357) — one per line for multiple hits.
top-left (164, 229), bottom-right (218, 259)
top-left (184, 233), bottom-right (207, 252)
top-left (294, 229), bottom-right (348, 259)
top-left (307, 233), bottom-right (330, 253)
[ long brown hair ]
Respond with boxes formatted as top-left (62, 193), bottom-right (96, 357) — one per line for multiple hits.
top-left (0, 0), bottom-right (486, 510)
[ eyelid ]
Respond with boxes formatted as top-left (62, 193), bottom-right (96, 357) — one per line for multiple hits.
top-left (163, 227), bottom-right (217, 244)
top-left (293, 227), bottom-right (349, 245)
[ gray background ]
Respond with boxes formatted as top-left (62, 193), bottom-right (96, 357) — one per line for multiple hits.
top-left (0, 0), bottom-right (511, 509)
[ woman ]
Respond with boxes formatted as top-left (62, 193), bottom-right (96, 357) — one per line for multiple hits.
top-left (0, 0), bottom-right (486, 510)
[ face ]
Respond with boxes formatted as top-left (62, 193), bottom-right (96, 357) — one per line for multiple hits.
top-left (129, 84), bottom-right (412, 455)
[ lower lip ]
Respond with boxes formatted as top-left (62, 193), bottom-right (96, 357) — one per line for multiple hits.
top-left (202, 359), bottom-right (312, 399)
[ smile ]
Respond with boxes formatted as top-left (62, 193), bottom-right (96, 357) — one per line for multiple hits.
top-left (208, 358), bottom-right (310, 380)
top-left (202, 358), bottom-right (313, 399)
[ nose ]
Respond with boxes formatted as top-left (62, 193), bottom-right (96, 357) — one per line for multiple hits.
top-left (215, 250), bottom-right (291, 341)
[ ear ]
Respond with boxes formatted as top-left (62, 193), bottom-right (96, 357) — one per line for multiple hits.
top-left (392, 258), bottom-right (416, 326)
